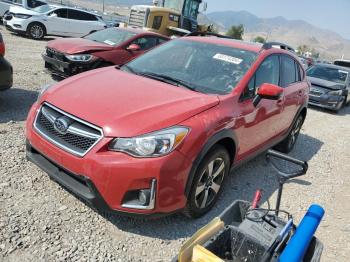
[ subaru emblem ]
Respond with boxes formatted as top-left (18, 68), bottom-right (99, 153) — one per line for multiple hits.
top-left (54, 117), bottom-right (69, 134)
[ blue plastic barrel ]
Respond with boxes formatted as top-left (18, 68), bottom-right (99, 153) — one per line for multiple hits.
top-left (279, 204), bottom-right (325, 262)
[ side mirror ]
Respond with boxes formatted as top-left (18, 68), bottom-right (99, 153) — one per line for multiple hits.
top-left (126, 44), bottom-right (141, 52)
top-left (253, 83), bottom-right (283, 107)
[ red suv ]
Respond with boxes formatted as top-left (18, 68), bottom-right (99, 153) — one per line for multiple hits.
top-left (43, 27), bottom-right (169, 79)
top-left (26, 35), bottom-right (309, 218)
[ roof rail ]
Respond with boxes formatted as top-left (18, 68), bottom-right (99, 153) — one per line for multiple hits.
top-left (185, 31), bottom-right (233, 39)
top-left (262, 42), bottom-right (295, 52)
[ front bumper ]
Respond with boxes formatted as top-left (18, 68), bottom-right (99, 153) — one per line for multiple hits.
top-left (0, 56), bottom-right (13, 91)
top-left (4, 18), bottom-right (27, 33)
top-left (43, 54), bottom-right (96, 79)
top-left (26, 103), bottom-right (191, 216)
top-left (308, 94), bottom-right (345, 111)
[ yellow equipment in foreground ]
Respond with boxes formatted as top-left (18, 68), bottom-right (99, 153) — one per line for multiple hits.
top-left (177, 217), bottom-right (224, 262)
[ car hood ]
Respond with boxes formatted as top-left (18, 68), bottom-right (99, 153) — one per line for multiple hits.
top-left (9, 6), bottom-right (39, 15)
top-left (47, 38), bottom-right (113, 55)
top-left (307, 76), bottom-right (346, 90)
top-left (42, 68), bottom-right (220, 137)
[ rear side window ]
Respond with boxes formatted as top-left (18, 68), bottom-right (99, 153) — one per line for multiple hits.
top-left (67, 9), bottom-right (97, 21)
top-left (281, 55), bottom-right (297, 87)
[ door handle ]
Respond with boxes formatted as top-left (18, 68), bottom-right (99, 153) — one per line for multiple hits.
top-left (277, 98), bottom-right (284, 106)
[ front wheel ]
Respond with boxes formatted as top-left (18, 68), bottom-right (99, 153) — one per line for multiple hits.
top-left (27, 23), bottom-right (46, 40)
top-left (275, 114), bottom-right (304, 153)
top-left (183, 145), bottom-right (230, 218)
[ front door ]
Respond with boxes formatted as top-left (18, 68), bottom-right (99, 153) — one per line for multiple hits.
top-left (236, 55), bottom-right (284, 159)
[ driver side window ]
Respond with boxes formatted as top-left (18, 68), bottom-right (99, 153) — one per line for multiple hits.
top-left (241, 55), bottom-right (280, 100)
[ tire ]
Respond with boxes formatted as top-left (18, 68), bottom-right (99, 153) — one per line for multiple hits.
top-left (274, 114), bottom-right (304, 153)
top-left (183, 145), bottom-right (230, 218)
top-left (27, 23), bottom-right (46, 40)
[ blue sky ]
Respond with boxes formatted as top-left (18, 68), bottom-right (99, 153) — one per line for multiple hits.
top-left (205, 0), bottom-right (350, 40)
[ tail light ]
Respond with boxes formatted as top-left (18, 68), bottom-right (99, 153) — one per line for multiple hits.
top-left (0, 34), bottom-right (5, 56)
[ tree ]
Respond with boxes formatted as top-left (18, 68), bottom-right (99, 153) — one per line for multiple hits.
top-left (253, 36), bottom-right (266, 43)
top-left (226, 24), bottom-right (244, 40)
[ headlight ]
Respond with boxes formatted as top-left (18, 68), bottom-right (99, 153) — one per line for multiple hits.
top-left (328, 90), bottom-right (343, 96)
top-left (65, 54), bottom-right (94, 62)
top-left (108, 127), bottom-right (189, 157)
top-left (14, 13), bottom-right (32, 19)
top-left (37, 83), bottom-right (54, 101)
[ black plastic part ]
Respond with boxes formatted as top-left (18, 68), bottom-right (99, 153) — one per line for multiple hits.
top-left (25, 141), bottom-right (172, 219)
top-left (216, 201), bottom-right (322, 262)
top-left (0, 55), bottom-right (13, 91)
top-left (262, 42), bottom-right (295, 52)
top-left (185, 31), bottom-right (233, 39)
top-left (266, 149), bottom-right (308, 180)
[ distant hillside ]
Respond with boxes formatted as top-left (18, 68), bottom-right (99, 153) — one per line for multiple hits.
top-left (207, 10), bottom-right (350, 60)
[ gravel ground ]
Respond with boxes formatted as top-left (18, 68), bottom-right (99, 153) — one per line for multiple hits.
top-left (0, 27), bottom-right (349, 262)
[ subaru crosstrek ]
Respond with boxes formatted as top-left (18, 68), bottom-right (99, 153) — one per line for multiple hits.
top-left (26, 35), bottom-right (309, 218)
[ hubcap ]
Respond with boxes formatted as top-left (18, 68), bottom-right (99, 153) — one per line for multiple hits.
top-left (195, 157), bottom-right (225, 209)
top-left (31, 25), bottom-right (43, 39)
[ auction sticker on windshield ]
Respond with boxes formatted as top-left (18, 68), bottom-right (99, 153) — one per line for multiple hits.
top-left (213, 54), bottom-right (243, 64)
top-left (104, 40), bottom-right (115, 46)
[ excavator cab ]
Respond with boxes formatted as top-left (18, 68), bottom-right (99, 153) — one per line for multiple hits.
top-left (128, 0), bottom-right (207, 36)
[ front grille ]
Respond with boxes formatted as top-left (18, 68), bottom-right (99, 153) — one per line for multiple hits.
top-left (129, 9), bottom-right (147, 28)
top-left (46, 48), bottom-right (66, 62)
top-left (34, 103), bottom-right (103, 157)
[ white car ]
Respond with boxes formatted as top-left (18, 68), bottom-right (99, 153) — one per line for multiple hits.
top-left (4, 5), bottom-right (107, 39)
top-left (0, 0), bottom-right (46, 19)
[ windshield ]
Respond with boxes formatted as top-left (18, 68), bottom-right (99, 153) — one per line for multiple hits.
top-left (163, 0), bottom-right (184, 12)
top-left (122, 39), bottom-right (258, 95)
top-left (33, 4), bottom-right (52, 13)
top-left (307, 66), bottom-right (348, 84)
top-left (84, 28), bottom-right (137, 46)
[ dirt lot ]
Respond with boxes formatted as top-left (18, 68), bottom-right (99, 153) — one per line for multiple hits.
top-left (0, 27), bottom-right (349, 261)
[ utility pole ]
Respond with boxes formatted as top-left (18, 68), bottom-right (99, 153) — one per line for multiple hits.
top-left (102, 0), bottom-right (105, 13)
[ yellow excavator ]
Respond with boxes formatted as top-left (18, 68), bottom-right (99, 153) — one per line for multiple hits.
top-left (128, 0), bottom-right (210, 36)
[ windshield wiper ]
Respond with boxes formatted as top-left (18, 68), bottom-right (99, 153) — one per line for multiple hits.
top-left (138, 72), bottom-right (198, 92)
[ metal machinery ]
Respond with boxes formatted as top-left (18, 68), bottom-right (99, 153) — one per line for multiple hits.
top-left (128, 0), bottom-right (208, 36)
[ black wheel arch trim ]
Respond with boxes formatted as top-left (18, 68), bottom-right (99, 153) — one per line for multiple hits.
top-left (184, 129), bottom-right (238, 197)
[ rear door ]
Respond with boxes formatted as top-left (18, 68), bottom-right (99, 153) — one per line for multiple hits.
top-left (279, 55), bottom-right (306, 133)
top-left (237, 55), bottom-right (284, 156)
top-left (66, 9), bottom-right (100, 37)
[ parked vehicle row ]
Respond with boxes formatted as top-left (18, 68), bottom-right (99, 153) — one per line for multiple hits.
top-left (4, 4), bottom-right (107, 39)
top-left (0, 31), bottom-right (13, 91)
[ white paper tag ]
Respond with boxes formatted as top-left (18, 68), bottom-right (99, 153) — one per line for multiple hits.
top-left (338, 70), bottom-right (348, 74)
top-left (104, 40), bottom-right (115, 45)
top-left (213, 53), bottom-right (242, 64)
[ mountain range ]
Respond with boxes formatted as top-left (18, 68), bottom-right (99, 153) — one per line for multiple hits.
top-left (204, 10), bottom-right (350, 59)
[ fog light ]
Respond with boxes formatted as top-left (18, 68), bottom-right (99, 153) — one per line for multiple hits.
top-left (138, 190), bottom-right (150, 205)
top-left (122, 179), bottom-right (157, 210)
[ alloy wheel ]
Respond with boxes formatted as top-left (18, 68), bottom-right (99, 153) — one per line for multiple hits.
top-left (30, 25), bottom-right (44, 39)
top-left (194, 157), bottom-right (225, 209)
top-left (289, 117), bottom-right (303, 147)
